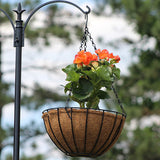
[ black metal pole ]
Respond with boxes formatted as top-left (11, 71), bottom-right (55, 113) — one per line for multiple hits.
top-left (13, 46), bottom-right (22, 160)
top-left (13, 4), bottom-right (25, 160)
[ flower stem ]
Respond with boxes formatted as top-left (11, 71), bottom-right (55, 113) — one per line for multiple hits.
top-left (80, 102), bottom-right (85, 108)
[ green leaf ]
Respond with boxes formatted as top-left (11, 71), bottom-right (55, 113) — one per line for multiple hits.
top-left (97, 90), bottom-right (110, 99)
top-left (64, 82), bottom-right (72, 93)
top-left (66, 71), bottom-right (81, 82)
top-left (95, 66), bottom-right (112, 81)
top-left (100, 80), bottom-right (113, 89)
top-left (62, 64), bottom-right (75, 73)
top-left (83, 70), bottom-right (98, 83)
top-left (72, 78), bottom-right (93, 101)
top-left (62, 64), bottom-right (81, 82)
top-left (113, 67), bottom-right (120, 79)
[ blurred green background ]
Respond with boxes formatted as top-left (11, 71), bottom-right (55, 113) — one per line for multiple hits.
top-left (0, 0), bottom-right (160, 159)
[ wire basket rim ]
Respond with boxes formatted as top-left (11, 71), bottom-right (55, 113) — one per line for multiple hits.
top-left (42, 107), bottom-right (127, 117)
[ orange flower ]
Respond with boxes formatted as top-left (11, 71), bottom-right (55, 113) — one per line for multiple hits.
top-left (85, 52), bottom-right (93, 65)
top-left (91, 54), bottom-right (98, 61)
top-left (109, 53), bottom-right (114, 59)
top-left (95, 49), bottom-right (109, 60)
top-left (73, 50), bottom-right (98, 66)
top-left (95, 49), bottom-right (101, 55)
top-left (114, 55), bottom-right (120, 63)
top-left (73, 50), bottom-right (87, 65)
top-left (73, 49), bottom-right (117, 66)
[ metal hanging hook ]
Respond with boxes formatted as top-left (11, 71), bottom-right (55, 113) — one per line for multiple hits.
top-left (85, 12), bottom-right (89, 29)
top-left (85, 5), bottom-right (91, 14)
top-left (24, 1), bottom-right (91, 30)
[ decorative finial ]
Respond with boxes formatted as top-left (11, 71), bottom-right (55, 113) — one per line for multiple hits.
top-left (13, 3), bottom-right (25, 21)
top-left (18, 3), bottom-right (22, 12)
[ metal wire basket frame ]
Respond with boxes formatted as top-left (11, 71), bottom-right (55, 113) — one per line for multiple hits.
top-left (42, 107), bottom-right (126, 157)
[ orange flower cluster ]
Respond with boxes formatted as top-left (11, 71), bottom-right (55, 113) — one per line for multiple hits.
top-left (73, 49), bottom-right (120, 66)
top-left (95, 49), bottom-right (120, 63)
top-left (73, 50), bottom-right (98, 66)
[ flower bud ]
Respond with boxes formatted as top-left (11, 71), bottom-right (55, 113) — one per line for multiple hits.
top-left (91, 61), bottom-right (99, 68)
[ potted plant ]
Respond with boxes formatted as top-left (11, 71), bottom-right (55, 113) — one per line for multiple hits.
top-left (62, 49), bottom-right (121, 109)
top-left (42, 48), bottom-right (126, 158)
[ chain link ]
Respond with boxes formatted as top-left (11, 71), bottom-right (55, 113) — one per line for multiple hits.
top-left (79, 25), bottom-right (97, 51)
top-left (79, 27), bottom-right (87, 51)
top-left (86, 28), bottom-right (97, 51)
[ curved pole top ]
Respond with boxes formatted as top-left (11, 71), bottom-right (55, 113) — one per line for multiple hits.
top-left (24, 0), bottom-right (91, 30)
top-left (0, 8), bottom-right (15, 31)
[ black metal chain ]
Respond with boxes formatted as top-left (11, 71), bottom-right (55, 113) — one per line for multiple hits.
top-left (79, 14), bottom-right (97, 51)
top-left (86, 27), bottom-right (97, 50)
top-left (111, 85), bottom-right (127, 116)
top-left (79, 28), bottom-right (88, 51)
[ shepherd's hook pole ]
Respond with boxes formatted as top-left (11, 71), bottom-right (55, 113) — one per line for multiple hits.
top-left (0, 1), bottom-right (91, 160)
top-left (13, 4), bottom-right (25, 160)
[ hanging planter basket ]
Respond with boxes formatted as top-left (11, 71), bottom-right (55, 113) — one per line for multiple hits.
top-left (42, 107), bottom-right (126, 158)
top-left (42, 10), bottom-right (127, 158)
